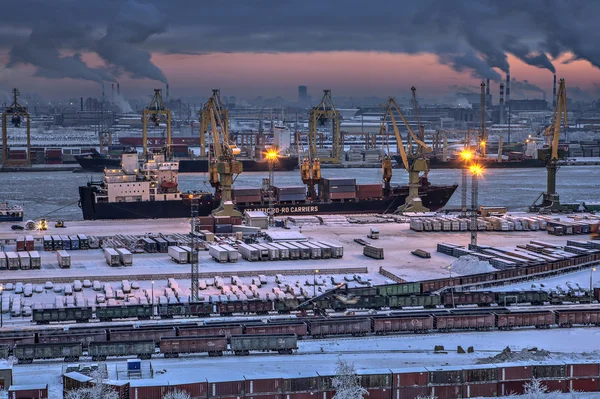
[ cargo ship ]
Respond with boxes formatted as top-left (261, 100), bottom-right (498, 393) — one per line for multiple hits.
top-left (395, 153), bottom-right (545, 169)
top-left (79, 153), bottom-right (457, 220)
top-left (0, 202), bottom-right (24, 222)
top-left (75, 148), bottom-right (298, 173)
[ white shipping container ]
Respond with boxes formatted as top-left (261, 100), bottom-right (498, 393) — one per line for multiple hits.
top-left (318, 241), bottom-right (344, 258)
top-left (260, 243), bottom-right (280, 260)
top-left (18, 252), bottom-right (31, 269)
top-left (238, 243), bottom-right (259, 261)
top-left (179, 246), bottom-right (198, 263)
top-left (0, 252), bottom-right (6, 270)
top-left (56, 250), bottom-right (71, 268)
top-left (208, 245), bottom-right (229, 263)
top-left (104, 248), bottom-right (120, 266)
top-left (168, 246), bottom-right (189, 263)
top-left (220, 244), bottom-right (239, 262)
top-left (270, 242), bottom-right (290, 259)
top-left (116, 248), bottom-right (133, 266)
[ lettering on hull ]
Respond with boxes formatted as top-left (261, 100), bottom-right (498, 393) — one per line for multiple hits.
top-left (243, 205), bottom-right (320, 214)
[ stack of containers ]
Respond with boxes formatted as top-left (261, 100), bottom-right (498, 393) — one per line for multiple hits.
top-left (245, 377), bottom-right (283, 399)
top-left (208, 376), bottom-right (245, 399)
top-left (8, 149), bottom-right (27, 161)
top-left (317, 373), bottom-right (335, 399)
top-left (356, 184), bottom-right (383, 199)
top-left (462, 365), bottom-right (498, 397)
top-left (25, 235), bottom-right (34, 251)
top-left (357, 369), bottom-right (393, 399)
top-left (533, 361), bottom-right (568, 392)
top-left (497, 363), bottom-right (533, 395)
top-left (233, 187), bottom-right (262, 203)
top-left (391, 367), bottom-right (429, 398)
top-left (319, 178), bottom-right (356, 201)
top-left (197, 216), bottom-right (215, 233)
top-left (274, 185), bottom-right (306, 202)
top-left (568, 361), bottom-right (600, 392)
top-left (426, 366), bottom-right (463, 398)
top-left (364, 149), bottom-right (382, 162)
top-left (214, 216), bottom-right (233, 234)
top-left (45, 148), bottom-right (63, 164)
top-left (282, 373), bottom-right (319, 399)
top-left (16, 237), bottom-right (25, 252)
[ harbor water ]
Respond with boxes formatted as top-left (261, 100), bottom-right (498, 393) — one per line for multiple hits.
top-left (3, 166), bottom-right (599, 221)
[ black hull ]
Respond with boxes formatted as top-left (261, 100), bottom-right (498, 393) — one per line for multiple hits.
top-left (75, 154), bottom-right (299, 173)
top-left (394, 156), bottom-right (545, 169)
top-left (79, 184), bottom-right (457, 220)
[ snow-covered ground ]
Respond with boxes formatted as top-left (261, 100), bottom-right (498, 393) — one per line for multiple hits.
top-left (489, 268), bottom-right (600, 294)
top-left (10, 327), bottom-right (600, 399)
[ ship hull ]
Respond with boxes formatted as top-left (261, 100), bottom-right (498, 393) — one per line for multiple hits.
top-left (75, 154), bottom-right (121, 173)
top-left (394, 156), bottom-right (544, 169)
top-left (0, 216), bottom-right (23, 222)
top-left (119, 137), bottom-right (201, 146)
top-left (79, 184), bottom-right (457, 220)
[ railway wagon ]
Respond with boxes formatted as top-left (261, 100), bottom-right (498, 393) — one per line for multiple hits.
top-left (555, 308), bottom-right (600, 327)
top-left (159, 335), bottom-right (228, 358)
top-left (158, 302), bottom-right (213, 318)
top-left (244, 321), bottom-right (308, 337)
top-left (388, 294), bottom-right (441, 309)
top-left (371, 315), bottom-right (434, 334)
top-left (37, 330), bottom-right (107, 348)
top-left (108, 327), bottom-right (176, 343)
top-left (307, 317), bottom-right (371, 337)
top-left (496, 310), bottom-right (554, 330)
top-left (329, 295), bottom-right (387, 311)
top-left (33, 307), bottom-right (93, 324)
top-left (376, 282), bottom-right (421, 296)
top-left (443, 291), bottom-right (495, 307)
top-left (176, 323), bottom-right (244, 338)
top-left (0, 345), bottom-right (9, 360)
top-left (495, 291), bottom-right (549, 306)
top-left (434, 312), bottom-right (495, 332)
top-left (14, 342), bottom-right (82, 364)
top-left (217, 300), bottom-right (274, 316)
top-left (0, 334), bottom-right (35, 347)
top-left (96, 305), bottom-right (153, 321)
top-left (230, 334), bottom-right (297, 355)
top-left (88, 340), bottom-right (155, 361)
top-left (274, 298), bottom-right (301, 314)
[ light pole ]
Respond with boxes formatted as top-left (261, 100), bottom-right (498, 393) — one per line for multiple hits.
top-left (447, 266), bottom-right (455, 308)
top-left (314, 269), bottom-right (319, 298)
top-left (0, 285), bottom-right (3, 328)
top-left (266, 148), bottom-right (279, 226)
top-left (469, 164), bottom-right (484, 246)
top-left (151, 281), bottom-right (155, 317)
top-left (459, 149), bottom-right (473, 218)
top-left (590, 268), bottom-right (596, 303)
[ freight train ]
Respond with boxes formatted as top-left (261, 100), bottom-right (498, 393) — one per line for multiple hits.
top-left (7, 306), bottom-right (600, 363)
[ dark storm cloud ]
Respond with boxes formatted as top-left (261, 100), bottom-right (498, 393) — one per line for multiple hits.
top-left (2, 0), bottom-right (600, 84)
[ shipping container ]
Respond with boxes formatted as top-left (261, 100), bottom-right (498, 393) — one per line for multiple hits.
top-left (153, 237), bottom-right (168, 253)
top-left (318, 241), bottom-right (343, 258)
top-left (209, 245), bottom-right (229, 263)
top-left (428, 384), bottom-right (462, 399)
top-left (51, 235), bottom-right (63, 250)
top-left (25, 235), bottom-right (34, 251)
top-left (180, 246), bottom-right (198, 262)
top-left (142, 237), bottom-right (158, 253)
top-left (28, 251), bottom-right (41, 269)
top-left (239, 243), bottom-right (260, 261)
top-left (159, 335), bottom-right (228, 357)
top-left (245, 377), bottom-right (283, 395)
top-left (43, 235), bottom-right (53, 251)
top-left (427, 365), bottom-right (463, 385)
top-left (104, 248), bottom-right (120, 266)
top-left (17, 252), bottom-right (30, 270)
top-left (61, 235), bottom-right (71, 250)
top-left (533, 362), bottom-right (566, 379)
top-left (169, 246), bottom-right (189, 263)
top-left (569, 378), bottom-right (600, 392)
top-left (77, 234), bottom-right (89, 250)
top-left (0, 252), bottom-right (6, 270)
top-left (209, 379), bottom-right (245, 398)
top-left (498, 380), bottom-right (527, 395)
top-left (16, 237), bottom-right (25, 252)
top-left (283, 374), bottom-right (319, 393)
top-left (393, 386), bottom-right (429, 399)
top-left (69, 235), bottom-right (80, 250)
top-left (462, 382), bottom-right (498, 398)
top-left (567, 361), bottom-right (600, 378)
top-left (115, 248), bottom-right (133, 266)
top-left (497, 363), bottom-right (533, 381)
top-left (8, 384), bottom-right (48, 399)
top-left (57, 250), bottom-right (71, 268)
top-left (462, 364), bottom-right (497, 383)
top-left (392, 367), bottom-right (429, 388)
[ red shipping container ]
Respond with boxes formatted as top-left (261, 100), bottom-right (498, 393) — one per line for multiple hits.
top-left (394, 386), bottom-right (428, 399)
top-left (567, 362), bottom-right (600, 378)
top-left (245, 378), bottom-right (283, 394)
top-left (130, 383), bottom-right (164, 399)
top-left (282, 393), bottom-right (319, 399)
top-left (462, 382), bottom-right (498, 398)
top-left (320, 390), bottom-right (335, 399)
top-left (569, 377), bottom-right (600, 392)
top-left (429, 384), bottom-right (461, 399)
top-left (499, 380), bottom-right (526, 396)
top-left (209, 380), bottom-right (245, 398)
top-left (392, 367), bottom-right (429, 387)
top-left (7, 384), bottom-right (48, 399)
top-left (247, 395), bottom-right (282, 399)
top-left (540, 379), bottom-right (567, 392)
top-left (167, 382), bottom-right (207, 398)
top-left (497, 364), bottom-right (533, 381)
top-left (365, 387), bottom-right (392, 399)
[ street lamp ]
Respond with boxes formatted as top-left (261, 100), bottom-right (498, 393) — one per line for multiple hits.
top-left (459, 149), bottom-right (474, 218)
top-left (314, 269), bottom-right (319, 298)
top-left (446, 266), bottom-right (455, 308)
top-left (590, 268), bottom-right (596, 303)
top-left (265, 148), bottom-right (279, 226)
top-left (0, 285), bottom-right (3, 328)
top-left (469, 163), bottom-right (485, 246)
top-left (151, 281), bottom-right (155, 317)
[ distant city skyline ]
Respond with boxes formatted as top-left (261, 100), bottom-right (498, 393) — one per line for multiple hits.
top-left (2, 1), bottom-right (600, 103)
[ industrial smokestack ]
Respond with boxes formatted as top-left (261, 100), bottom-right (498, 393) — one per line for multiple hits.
top-left (166, 84), bottom-right (169, 102)
top-left (480, 81), bottom-right (486, 153)
top-left (80, 97), bottom-right (83, 112)
top-left (111, 83), bottom-right (114, 102)
top-left (553, 74), bottom-right (557, 108)
top-left (499, 83), bottom-right (505, 125)
top-left (506, 73), bottom-right (510, 105)
top-left (117, 83), bottom-right (120, 95)
top-left (486, 79), bottom-right (490, 95)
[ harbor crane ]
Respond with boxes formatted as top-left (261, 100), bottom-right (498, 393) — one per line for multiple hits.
top-left (204, 92), bottom-right (243, 217)
top-left (308, 90), bottom-right (341, 163)
top-left (380, 95), bottom-right (432, 213)
top-left (200, 89), bottom-right (228, 157)
top-left (142, 89), bottom-right (171, 158)
top-left (530, 78), bottom-right (571, 213)
top-left (2, 88), bottom-right (30, 166)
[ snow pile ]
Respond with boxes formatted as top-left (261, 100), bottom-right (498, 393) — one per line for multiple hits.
top-left (450, 255), bottom-right (497, 275)
top-left (478, 347), bottom-right (551, 364)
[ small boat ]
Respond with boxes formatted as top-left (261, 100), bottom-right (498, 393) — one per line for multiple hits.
top-left (0, 202), bottom-right (24, 222)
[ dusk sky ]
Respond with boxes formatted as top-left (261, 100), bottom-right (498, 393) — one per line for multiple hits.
top-left (2, 0), bottom-right (600, 102)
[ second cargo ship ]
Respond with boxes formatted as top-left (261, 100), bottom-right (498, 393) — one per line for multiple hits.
top-left (78, 153), bottom-right (457, 220)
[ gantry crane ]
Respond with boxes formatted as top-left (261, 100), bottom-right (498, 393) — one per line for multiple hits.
top-left (530, 78), bottom-right (569, 213)
top-left (200, 89), bottom-right (228, 157)
top-left (142, 89), bottom-right (171, 158)
top-left (380, 96), bottom-right (432, 213)
top-left (309, 90), bottom-right (341, 163)
top-left (2, 88), bottom-right (30, 165)
top-left (204, 92), bottom-right (243, 217)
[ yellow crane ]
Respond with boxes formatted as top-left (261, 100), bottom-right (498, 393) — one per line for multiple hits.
top-left (380, 96), bottom-right (432, 213)
top-left (142, 89), bottom-right (171, 158)
top-left (200, 89), bottom-right (228, 157)
top-left (203, 92), bottom-right (243, 217)
top-left (530, 78), bottom-right (571, 212)
top-left (309, 90), bottom-right (341, 163)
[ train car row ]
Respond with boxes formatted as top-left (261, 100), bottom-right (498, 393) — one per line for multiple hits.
top-left (9, 333), bottom-right (299, 364)
top-left (6, 306), bottom-right (600, 362)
